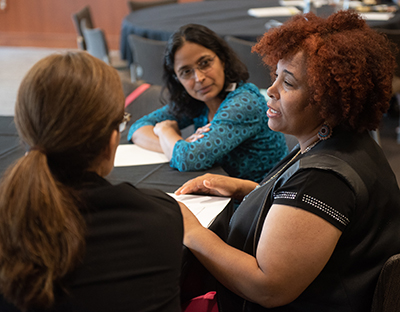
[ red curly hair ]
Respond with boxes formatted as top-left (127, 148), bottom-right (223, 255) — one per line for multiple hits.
top-left (253, 10), bottom-right (397, 132)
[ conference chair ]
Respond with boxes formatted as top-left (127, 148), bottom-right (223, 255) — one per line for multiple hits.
top-left (371, 254), bottom-right (400, 312)
top-left (71, 6), bottom-right (94, 50)
top-left (225, 35), bottom-right (273, 90)
top-left (127, 33), bottom-right (167, 85)
top-left (127, 0), bottom-right (177, 12)
top-left (72, 6), bottom-right (128, 70)
top-left (80, 19), bottom-right (111, 65)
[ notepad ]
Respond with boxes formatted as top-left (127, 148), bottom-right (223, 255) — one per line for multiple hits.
top-left (114, 144), bottom-right (168, 167)
top-left (248, 6), bottom-right (301, 18)
top-left (168, 193), bottom-right (231, 228)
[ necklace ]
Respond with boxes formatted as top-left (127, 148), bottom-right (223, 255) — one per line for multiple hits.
top-left (259, 139), bottom-right (321, 187)
top-left (301, 139), bottom-right (320, 154)
top-left (260, 150), bottom-right (301, 186)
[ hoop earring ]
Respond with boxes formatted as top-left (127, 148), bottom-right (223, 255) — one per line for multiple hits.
top-left (317, 124), bottom-right (332, 140)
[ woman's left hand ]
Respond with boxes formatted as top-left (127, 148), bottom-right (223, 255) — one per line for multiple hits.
top-left (185, 123), bottom-right (211, 143)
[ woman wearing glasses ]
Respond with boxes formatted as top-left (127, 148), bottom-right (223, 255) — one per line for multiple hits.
top-left (0, 52), bottom-right (183, 312)
top-left (128, 24), bottom-right (287, 183)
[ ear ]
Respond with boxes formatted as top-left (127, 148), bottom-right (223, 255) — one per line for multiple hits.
top-left (104, 129), bottom-right (120, 161)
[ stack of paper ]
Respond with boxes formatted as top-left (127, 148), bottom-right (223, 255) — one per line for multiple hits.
top-left (169, 193), bottom-right (231, 228)
top-left (114, 144), bottom-right (168, 167)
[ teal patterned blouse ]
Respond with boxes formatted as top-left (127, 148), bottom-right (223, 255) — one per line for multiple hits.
top-left (127, 83), bottom-right (288, 182)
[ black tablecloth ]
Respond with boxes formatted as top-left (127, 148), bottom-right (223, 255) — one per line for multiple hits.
top-left (120, 0), bottom-right (400, 64)
top-left (109, 162), bottom-right (227, 193)
top-left (0, 116), bottom-right (227, 193)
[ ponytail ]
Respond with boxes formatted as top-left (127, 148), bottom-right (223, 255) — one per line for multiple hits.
top-left (0, 51), bottom-right (125, 310)
top-left (0, 150), bottom-right (85, 311)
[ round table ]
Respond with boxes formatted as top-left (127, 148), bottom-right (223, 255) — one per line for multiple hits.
top-left (120, 0), bottom-right (400, 63)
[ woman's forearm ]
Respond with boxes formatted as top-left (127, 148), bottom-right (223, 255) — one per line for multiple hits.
top-left (185, 227), bottom-right (277, 307)
top-left (157, 128), bottom-right (183, 160)
top-left (130, 125), bottom-right (163, 153)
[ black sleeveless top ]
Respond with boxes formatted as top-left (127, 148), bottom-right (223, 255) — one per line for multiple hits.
top-left (217, 127), bottom-right (400, 312)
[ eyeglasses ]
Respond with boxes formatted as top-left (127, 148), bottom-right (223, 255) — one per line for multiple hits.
top-left (119, 112), bottom-right (131, 132)
top-left (177, 55), bottom-right (217, 80)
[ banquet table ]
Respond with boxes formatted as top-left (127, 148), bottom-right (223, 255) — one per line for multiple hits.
top-left (120, 0), bottom-right (400, 64)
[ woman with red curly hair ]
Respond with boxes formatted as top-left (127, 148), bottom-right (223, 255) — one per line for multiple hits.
top-left (176, 10), bottom-right (400, 311)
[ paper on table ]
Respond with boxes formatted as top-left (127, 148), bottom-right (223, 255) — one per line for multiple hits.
top-left (168, 193), bottom-right (231, 228)
top-left (279, 0), bottom-right (305, 7)
top-left (279, 0), bottom-right (363, 8)
top-left (360, 12), bottom-right (394, 20)
top-left (248, 6), bottom-right (301, 17)
top-left (114, 144), bottom-right (168, 167)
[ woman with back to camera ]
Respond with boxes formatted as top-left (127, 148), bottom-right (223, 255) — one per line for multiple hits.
top-left (0, 51), bottom-right (183, 312)
top-left (128, 24), bottom-right (288, 183)
top-left (175, 11), bottom-right (400, 311)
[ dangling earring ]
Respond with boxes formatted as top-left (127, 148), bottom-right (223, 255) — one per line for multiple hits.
top-left (317, 123), bottom-right (332, 140)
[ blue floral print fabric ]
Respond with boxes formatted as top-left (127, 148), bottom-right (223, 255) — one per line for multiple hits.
top-left (127, 83), bottom-right (288, 182)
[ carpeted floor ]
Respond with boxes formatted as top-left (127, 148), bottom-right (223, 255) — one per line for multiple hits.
top-left (1, 46), bottom-right (400, 184)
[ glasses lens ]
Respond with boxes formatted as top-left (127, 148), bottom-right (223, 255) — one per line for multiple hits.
top-left (198, 57), bottom-right (215, 71)
top-left (178, 56), bottom-right (216, 80)
top-left (179, 69), bottom-right (193, 80)
top-left (119, 122), bottom-right (127, 133)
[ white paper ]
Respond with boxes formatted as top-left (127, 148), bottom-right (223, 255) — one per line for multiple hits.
top-left (279, 0), bottom-right (363, 8)
top-left (168, 193), bottom-right (231, 228)
top-left (279, 0), bottom-right (306, 7)
top-left (248, 6), bottom-right (301, 17)
top-left (114, 144), bottom-right (168, 167)
top-left (348, 1), bottom-right (364, 8)
top-left (360, 12), bottom-right (394, 20)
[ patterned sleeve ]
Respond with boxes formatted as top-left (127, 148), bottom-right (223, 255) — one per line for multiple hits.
top-left (127, 105), bottom-right (193, 141)
top-left (170, 84), bottom-right (267, 171)
top-left (272, 168), bottom-right (355, 231)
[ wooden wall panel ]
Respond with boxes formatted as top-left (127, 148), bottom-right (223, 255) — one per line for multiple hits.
top-left (0, 0), bottom-right (199, 49)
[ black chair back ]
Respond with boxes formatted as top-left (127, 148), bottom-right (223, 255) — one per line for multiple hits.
top-left (127, 34), bottom-right (167, 85)
top-left (71, 6), bottom-right (94, 50)
top-left (225, 35), bottom-right (272, 90)
top-left (371, 254), bottom-right (400, 312)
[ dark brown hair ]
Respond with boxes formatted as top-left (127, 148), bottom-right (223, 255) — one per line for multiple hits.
top-left (0, 51), bottom-right (124, 310)
top-left (253, 10), bottom-right (396, 132)
top-left (163, 23), bottom-right (249, 119)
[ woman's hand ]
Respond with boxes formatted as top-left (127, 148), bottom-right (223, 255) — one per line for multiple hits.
top-left (153, 120), bottom-right (180, 137)
top-left (185, 123), bottom-right (211, 143)
top-left (175, 173), bottom-right (258, 201)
